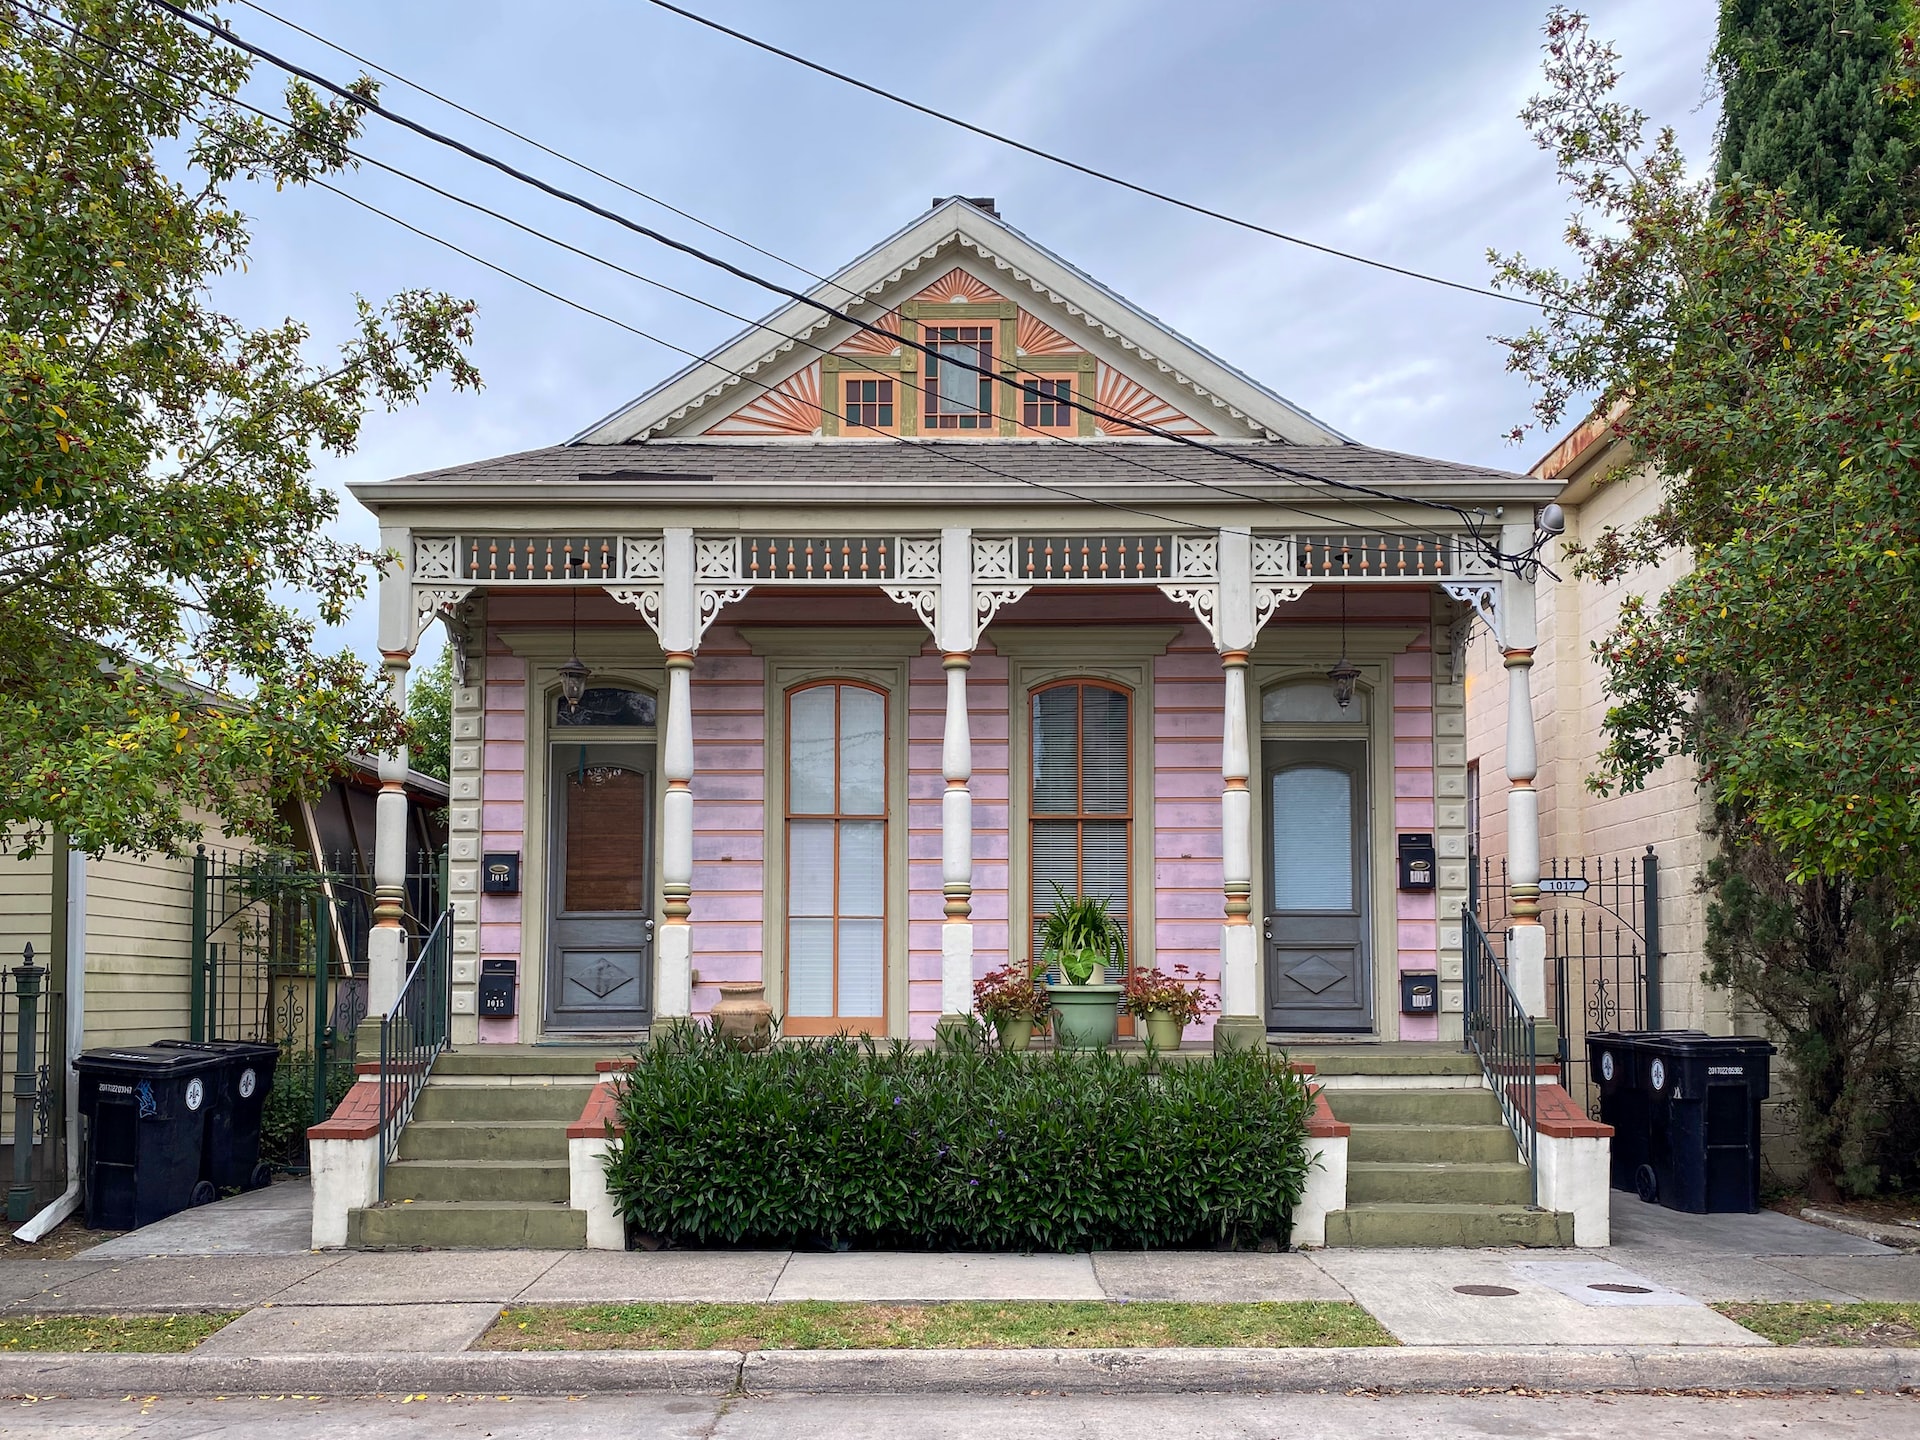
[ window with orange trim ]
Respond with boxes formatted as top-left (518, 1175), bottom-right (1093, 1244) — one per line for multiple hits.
top-left (924, 325), bottom-right (995, 429)
top-left (1020, 376), bottom-right (1074, 430)
top-left (841, 376), bottom-right (895, 432)
top-left (785, 681), bottom-right (887, 1033)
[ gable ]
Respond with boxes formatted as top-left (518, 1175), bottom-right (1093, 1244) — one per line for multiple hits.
top-left (573, 200), bottom-right (1347, 445)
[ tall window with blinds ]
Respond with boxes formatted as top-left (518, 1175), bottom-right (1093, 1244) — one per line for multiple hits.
top-left (785, 682), bottom-right (888, 1034)
top-left (1030, 681), bottom-right (1130, 980)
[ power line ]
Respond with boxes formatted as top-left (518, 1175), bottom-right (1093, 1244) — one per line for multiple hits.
top-left (12, 4), bottom-right (1246, 538)
top-left (638, 0), bottom-right (1548, 314)
top-left (138, 0), bottom-right (1512, 549)
top-left (230, 0), bottom-right (859, 302)
top-left (216, 3), bottom-right (1491, 553)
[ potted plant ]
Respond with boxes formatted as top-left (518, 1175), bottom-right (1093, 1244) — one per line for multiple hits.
top-left (973, 964), bottom-right (1050, 1051)
top-left (1038, 885), bottom-right (1128, 1050)
top-left (1122, 964), bottom-right (1219, 1052)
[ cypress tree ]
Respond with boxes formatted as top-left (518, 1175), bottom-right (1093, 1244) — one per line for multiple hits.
top-left (1714, 0), bottom-right (1920, 245)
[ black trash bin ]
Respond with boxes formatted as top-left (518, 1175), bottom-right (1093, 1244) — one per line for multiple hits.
top-left (72, 1046), bottom-right (223, 1229)
top-left (154, 1039), bottom-right (281, 1192)
top-left (1588, 1029), bottom-right (1708, 1193)
top-left (1635, 1032), bottom-right (1775, 1213)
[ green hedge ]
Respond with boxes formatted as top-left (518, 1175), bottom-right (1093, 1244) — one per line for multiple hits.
top-left (604, 1028), bottom-right (1315, 1251)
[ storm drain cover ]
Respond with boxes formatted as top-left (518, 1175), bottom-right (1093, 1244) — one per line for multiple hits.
top-left (1452, 1284), bottom-right (1518, 1297)
top-left (1588, 1283), bottom-right (1653, 1294)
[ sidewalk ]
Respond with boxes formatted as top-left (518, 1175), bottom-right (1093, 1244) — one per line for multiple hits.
top-left (1, 1183), bottom-right (1916, 1391)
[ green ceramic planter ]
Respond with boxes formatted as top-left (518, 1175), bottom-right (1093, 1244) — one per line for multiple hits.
top-left (1049, 982), bottom-right (1124, 1050)
top-left (1141, 1010), bottom-right (1184, 1052)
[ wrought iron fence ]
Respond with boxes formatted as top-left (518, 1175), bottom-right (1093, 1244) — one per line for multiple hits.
top-left (191, 847), bottom-right (444, 1171)
top-left (1462, 906), bottom-right (1538, 1206)
top-left (1476, 847), bottom-right (1660, 1115)
top-left (378, 907), bottom-right (452, 1200)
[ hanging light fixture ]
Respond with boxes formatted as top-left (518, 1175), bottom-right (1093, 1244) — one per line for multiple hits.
top-left (1328, 560), bottom-right (1361, 710)
top-left (559, 557), bottom-right (591, 711)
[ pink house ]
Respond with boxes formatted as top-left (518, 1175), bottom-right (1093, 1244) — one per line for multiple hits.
top-left (320, 201), bottom-right (1603, 1251)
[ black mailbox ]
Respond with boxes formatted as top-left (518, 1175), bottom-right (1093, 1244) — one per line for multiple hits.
top-left (483, 852), bottom-right (521, 894)
top-left (1397, 833), bottom-right (1436, 890)
top-left (1400, 971), bottom-right (1438, 1015)
top-left (479, 958), bottom-right (517, 1017)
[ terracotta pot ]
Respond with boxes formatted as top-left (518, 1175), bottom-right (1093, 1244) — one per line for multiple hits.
top-left (710, 981), bottom-right (774, 1051)
top-left (1142, 1010), bottom-right (1184, 1052)
top-left (994, 1015), bottom-right (1034, 1052)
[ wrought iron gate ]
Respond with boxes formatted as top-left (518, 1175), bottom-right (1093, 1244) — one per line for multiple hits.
top-left (1477, 845), bottom-right (1662, 1114)
top-left (190, 847), bottom-right (444, 1170)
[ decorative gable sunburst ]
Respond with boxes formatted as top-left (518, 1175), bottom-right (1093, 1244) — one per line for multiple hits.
top-left (835, 309), bottom-right (901, 356)
top-left (573, 198), bottom-right (1349, 445)
top-left (1094, 366), bottom-right (1214, 437)
top-left (1017, 311), bottom-right (1079, 356)
top-left (703, 363), bottom-right (820, 436)
top-left (911, 268), bottom-right (1002, 305)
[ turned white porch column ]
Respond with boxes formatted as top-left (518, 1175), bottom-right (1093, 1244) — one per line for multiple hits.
top-left (656, 527), bottom-right (697, 1019)
top-left (1213, 528), bottom-right (1265, 1051)
top-left (365, 526), bottom-right (415, 1037)
top-left (1500, 518), bottom-right (1547, 1019)
top-left (936, 526), bottom-right (976, 1032)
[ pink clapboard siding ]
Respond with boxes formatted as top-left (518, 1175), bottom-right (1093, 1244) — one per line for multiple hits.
top-left (479, 645), bottom-right (526, 1042)
top-left (1393, 634), bottom-right (1439, 1040)
top-left (1153, 624), bottom-right (1223, 1043)
top-left (688, 625), bottom-right (764, 1019)
top-left (906, 642), bottom-right (1010, 1039)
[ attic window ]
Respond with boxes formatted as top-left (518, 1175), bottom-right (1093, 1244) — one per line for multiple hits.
top-left (924, 326), bottom-right (994, 429)
top-left (1021, 378), bottom-right (1073, 430)
top-left (843, 378), bottom-right (894, 431)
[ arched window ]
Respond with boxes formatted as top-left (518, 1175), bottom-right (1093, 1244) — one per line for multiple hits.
top-left (554, 686), bottom-right (656, 728)
top-left (785, 681), bottom-right (887, 1032)
top-left (1029, 680), bottom-right (1130, 975)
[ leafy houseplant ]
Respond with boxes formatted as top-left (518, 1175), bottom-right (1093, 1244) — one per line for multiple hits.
top-left (1123, 964), bottom-right (1220, 1052)
top-left (1039, 886), bottom-right (1127, 1049)
top-left (973, 965), bottom-right (1050, 1051)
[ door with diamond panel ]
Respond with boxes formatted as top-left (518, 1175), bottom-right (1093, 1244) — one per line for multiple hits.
top-left (1264, 741), bottom-right (1370, 1032)
top-left (547, 742), bottom-right (652, 1032)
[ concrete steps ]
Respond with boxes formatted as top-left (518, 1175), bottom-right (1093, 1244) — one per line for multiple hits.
top-left (1324, 1202), bottom-right (1574, 1248)
top-left (1311, 1048), bottom-right (1574, 1249)
top-left (350, 1050), bottom-right (606, 1249)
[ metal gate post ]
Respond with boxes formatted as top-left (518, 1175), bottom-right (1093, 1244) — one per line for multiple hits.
top-left (1642, 844), bottom-right (1662, 1030)
top-left (312, 894), bottom-right (333, 1132)
top-left (7, 947), bottom-right (45, 1222)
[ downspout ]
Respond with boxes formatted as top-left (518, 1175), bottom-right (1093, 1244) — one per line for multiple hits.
top-left (15, 846), bottom-right (86, 1243)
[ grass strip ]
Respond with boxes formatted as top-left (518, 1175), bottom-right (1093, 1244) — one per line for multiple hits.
top-left (482, 1300), bottom-right (1396, 1351)
top-left (0, 1313), bottom-right (235, 1353)
top-left (1713, 1301), bottom-right (1920, 1347)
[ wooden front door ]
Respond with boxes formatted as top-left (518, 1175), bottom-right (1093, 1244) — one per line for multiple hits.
top-left (547, 742), bottom-right (652, 1032)
top-left (1264, 740), bottom-right (1371, 1032)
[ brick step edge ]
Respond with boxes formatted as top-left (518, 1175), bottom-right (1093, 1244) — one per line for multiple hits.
top-left (0, 1346), bottom-right (1914, 1398)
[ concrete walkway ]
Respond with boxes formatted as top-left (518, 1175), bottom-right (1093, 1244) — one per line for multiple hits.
top-left (4, 1190), bottom-right (1915, 1355)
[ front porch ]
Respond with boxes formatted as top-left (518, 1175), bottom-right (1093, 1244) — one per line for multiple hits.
top-left (365, 522), bottom-right (1556, 1053)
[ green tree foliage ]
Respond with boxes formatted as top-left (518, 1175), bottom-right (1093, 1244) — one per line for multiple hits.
top-left (1715, 0), bottom-right (1920, 248)
top-left (0, 1), bottom-right (480, 858)
top-left (1493, 9), bottom-right (1920, 1196)
top-left (404, 649), bottom-right (451, 783)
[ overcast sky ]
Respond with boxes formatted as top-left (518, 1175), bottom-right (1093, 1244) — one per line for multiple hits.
top-left (208, 0), bottom-right (1720, 667)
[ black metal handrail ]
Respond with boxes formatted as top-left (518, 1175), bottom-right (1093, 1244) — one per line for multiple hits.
top-left (377, 907), bottom-right (452, 1200)
top-left (1462, 905), bottom-right (1538, 1206)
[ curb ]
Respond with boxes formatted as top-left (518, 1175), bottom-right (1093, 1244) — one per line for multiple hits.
top-left (0, 1346), bottom-right (1916, 1397)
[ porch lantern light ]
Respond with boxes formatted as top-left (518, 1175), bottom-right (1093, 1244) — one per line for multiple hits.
top-left (1327, 559), bottom-right (1360, 709)
top-left (558, 653), bottom-right (591, 711)
top-left (559, 556), bottom-right (590, 711)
